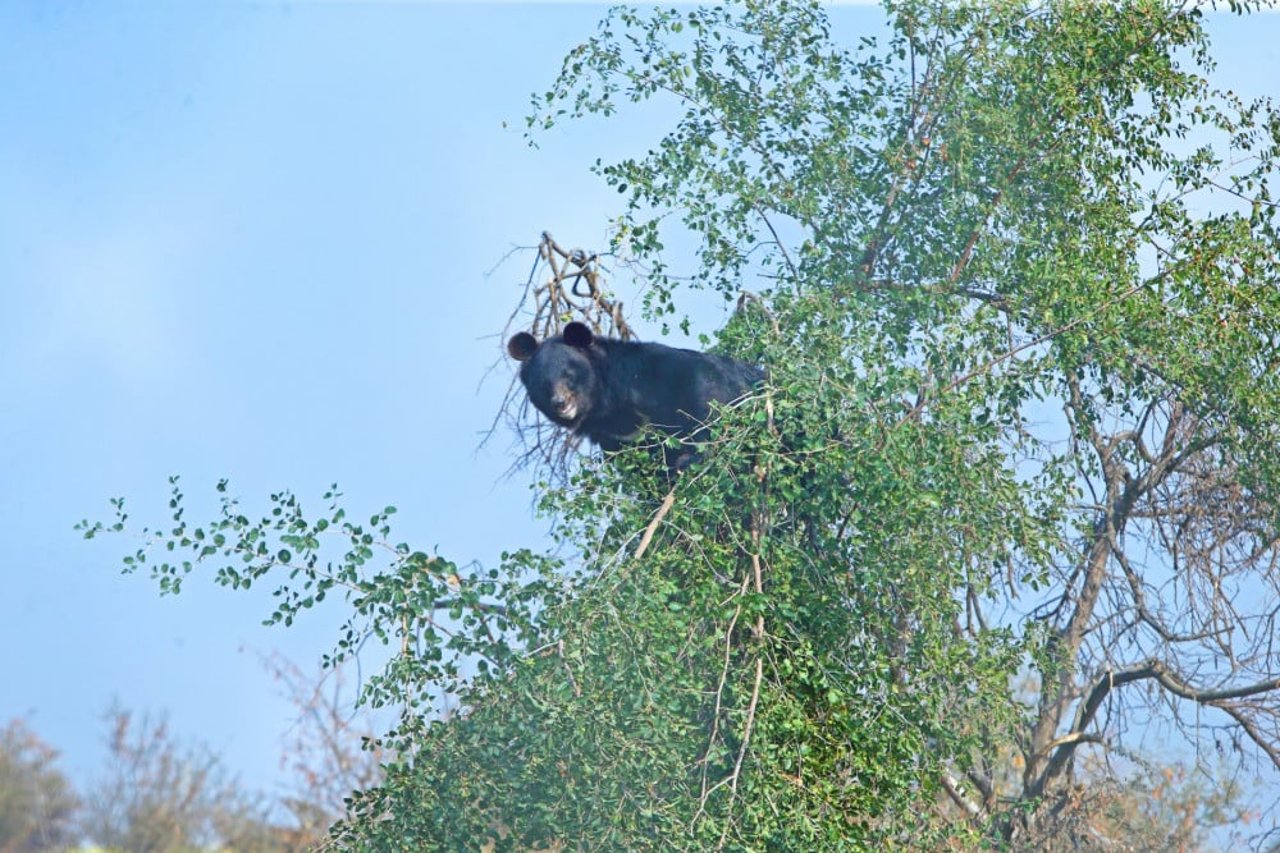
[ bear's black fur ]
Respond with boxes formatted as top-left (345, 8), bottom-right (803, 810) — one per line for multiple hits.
top-left (508, 322), bottom-right (764, 472)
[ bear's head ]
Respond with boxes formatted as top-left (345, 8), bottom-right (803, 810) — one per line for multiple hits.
top-left (507, 322), bottom-right (601, 428)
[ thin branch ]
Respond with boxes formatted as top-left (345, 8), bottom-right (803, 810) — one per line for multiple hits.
top-left (1035, 659), bottom-right (1280, 795)
top-left (635, 489), bottom-right (677, 561)
top-left (695, 597), bottom-right (746, 825)
top-left (716, 656), bottom-right (763, 852)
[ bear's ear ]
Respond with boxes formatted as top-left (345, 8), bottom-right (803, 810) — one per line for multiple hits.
top-left (507, 332), bottom-right (539, 361)
top-left (563, 322), bottom-right (594, 348)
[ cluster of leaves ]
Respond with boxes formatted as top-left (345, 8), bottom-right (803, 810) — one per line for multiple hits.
top-left (81, 480), bottom-right (567, 750)
top-left (90, 0), bottom-right (1280, 848)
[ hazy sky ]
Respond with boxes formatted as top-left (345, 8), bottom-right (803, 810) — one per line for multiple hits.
top-left (1, 0), bottom-right (1276, 809)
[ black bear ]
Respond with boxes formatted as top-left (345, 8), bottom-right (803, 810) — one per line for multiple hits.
top-left (508, 322), bottom-right (765, 472)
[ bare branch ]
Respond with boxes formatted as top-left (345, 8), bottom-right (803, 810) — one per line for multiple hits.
top-left (1035, 658), bottom-right (1280, 796)
top-left (941, 771), bottom-right (984, 821)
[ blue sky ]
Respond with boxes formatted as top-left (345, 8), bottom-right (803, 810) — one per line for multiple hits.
top-left (1, 0), bottom-right (1276, 810)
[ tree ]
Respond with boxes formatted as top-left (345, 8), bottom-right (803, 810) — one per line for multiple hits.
top-left (0, 719), bottom-right (78, 853)
top-left (84, 0), bottom-right (1280, 848)
top-left (81, 707), bottom-right (280, 853)
top-left (257, 652), bottom-right (385, 844)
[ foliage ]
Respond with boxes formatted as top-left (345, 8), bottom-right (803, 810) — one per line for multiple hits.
top-left (1014, 757), bottom-right (1256, 852)
top-left (0, 720), bottom-right (78, 853)
top-left (2, 678), bottom-right (383, 853)
top-left (86, 0), bottom-right (1280, 849)
top-left (80, 707), bottom-right (281, 853)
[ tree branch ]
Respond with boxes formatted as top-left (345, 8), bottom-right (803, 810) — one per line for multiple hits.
top-left (1034, 658), bottom-right (1280, 796)
top-left (941, 771), bottom-right (984, 821)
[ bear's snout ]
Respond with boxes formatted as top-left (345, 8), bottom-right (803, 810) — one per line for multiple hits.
top-left (550, 383), bottom-right (579, 421)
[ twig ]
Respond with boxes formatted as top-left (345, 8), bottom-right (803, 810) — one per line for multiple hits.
top-left (717, 464), bottom-right (771, 849)
top-left (635, 489), bottom-right (677, 561)
top-left (900, 280), bottom-right (1146, 424)
top-left (716, 656), bottom-right (764, 851)
top-left (694, 588), bottom-right (748, 827)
